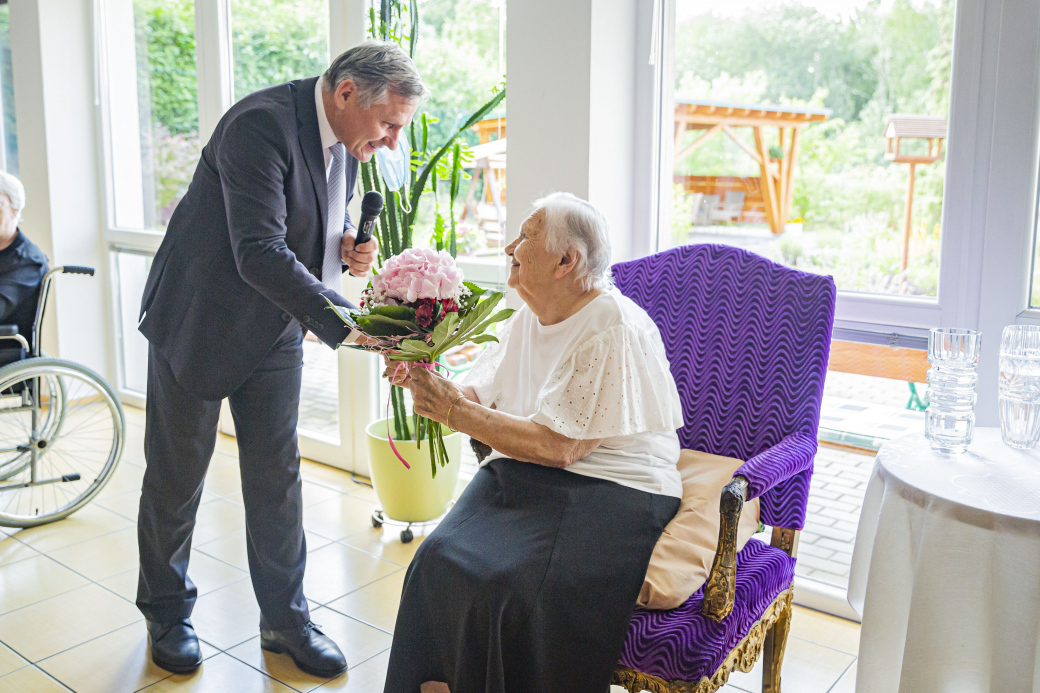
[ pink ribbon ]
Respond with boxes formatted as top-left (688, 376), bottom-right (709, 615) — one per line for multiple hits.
top-left (386, 361), bottom-right (440, 469)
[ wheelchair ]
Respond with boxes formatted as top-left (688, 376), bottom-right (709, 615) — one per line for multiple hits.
top-left (0, 266), bottom-right (126, 527)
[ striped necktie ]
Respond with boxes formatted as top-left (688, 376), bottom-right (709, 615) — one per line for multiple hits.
top-left (322, 142), bottom-right (346, 295)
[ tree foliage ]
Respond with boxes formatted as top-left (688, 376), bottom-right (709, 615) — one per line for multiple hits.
top-left (674, 0), bottom-right (955, 296)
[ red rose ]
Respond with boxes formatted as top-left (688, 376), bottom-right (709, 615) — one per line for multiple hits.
top-left (415, 302), bottom-right (434, 327)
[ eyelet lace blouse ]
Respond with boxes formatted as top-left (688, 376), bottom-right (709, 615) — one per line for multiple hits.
top-left (460, 287), bottom-right (684, 498)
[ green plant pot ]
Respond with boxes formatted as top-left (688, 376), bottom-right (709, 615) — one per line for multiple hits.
top-left (366, 418), bottom-right (463, 523)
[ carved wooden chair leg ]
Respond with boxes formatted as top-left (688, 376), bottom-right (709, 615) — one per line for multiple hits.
top-left (762, 591), bottom-right (793, 693)
top-left (763, 527), bottom-right (799, 693)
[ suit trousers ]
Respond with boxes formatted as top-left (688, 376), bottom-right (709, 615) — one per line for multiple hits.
top-left (137, 321), bottom-right (310, 630)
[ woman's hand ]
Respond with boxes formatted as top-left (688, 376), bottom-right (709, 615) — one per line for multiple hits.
top-left (383, 356), bottom-right (412, 387)
top-left (408, 367), bottom-right (466, 425)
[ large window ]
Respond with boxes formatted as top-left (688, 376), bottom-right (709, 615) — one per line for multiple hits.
top-left (664, 0), bottom-right (954, 299)
top-left (105, 0), bottom-right (200, 230)
top-left (231, 0), bottom-right (330, 101)
top-left (412, 0), bottom-right (506, 259)
top-left (0, 2), bottom-right (17, 175)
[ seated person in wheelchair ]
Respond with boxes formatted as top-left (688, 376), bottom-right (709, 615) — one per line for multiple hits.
top-left (0, 172), bottom-right (48, 363)
top-left (381, 193), bottom-right (684, 693)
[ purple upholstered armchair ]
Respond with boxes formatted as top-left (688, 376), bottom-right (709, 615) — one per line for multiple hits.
top-left (611, 244), bottom-right (836, 693)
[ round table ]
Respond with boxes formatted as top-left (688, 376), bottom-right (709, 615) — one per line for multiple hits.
top-left (848, 427), bottom-right (1040, 693)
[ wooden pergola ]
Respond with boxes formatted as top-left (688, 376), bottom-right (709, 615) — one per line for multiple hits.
top-left (674, 99), bottom-right (830, 234)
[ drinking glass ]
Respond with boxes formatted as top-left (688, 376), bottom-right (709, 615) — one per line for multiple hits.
top-left (999, 325), bottom-right (1040, 449)
top-left (925, 328), bottom-right (981, 454)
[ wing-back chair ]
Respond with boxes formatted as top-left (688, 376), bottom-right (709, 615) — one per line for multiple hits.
top-left (611, 244), bottom-right (836, 693)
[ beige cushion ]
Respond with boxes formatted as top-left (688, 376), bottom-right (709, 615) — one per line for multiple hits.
top-left (638, 449), bottom-right (761, 610)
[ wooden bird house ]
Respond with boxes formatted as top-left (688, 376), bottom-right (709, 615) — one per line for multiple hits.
top-left (885, 114), bottom-right (947, 164)
top-left (884, 114), bottom-right (948, 273)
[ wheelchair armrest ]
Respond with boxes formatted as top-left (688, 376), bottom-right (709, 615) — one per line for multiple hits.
top-left (701, 475), bottom-right (748, 623)
top-left (0, 325), bottom-right (17, 337)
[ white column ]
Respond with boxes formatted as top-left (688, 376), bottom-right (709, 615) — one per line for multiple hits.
top-left (329, 0), bottom-right (368, 59)
top-left (506, 0), bottom-right (648, 264)
top-left (195, 0), bottom-right (234, 144)
top-left (9, 0), bottom-right (112, 379)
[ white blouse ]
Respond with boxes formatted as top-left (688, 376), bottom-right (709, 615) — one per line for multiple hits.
top-left (460, 288), bottom-right (684, 498)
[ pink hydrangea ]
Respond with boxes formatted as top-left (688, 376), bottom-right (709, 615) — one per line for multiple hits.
top-left (373, 248), bottom-right (465, 304)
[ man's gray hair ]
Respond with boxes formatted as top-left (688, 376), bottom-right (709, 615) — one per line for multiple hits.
top-left (323, 40), bottom-right (428, 108)
top-left (533, 192), bottom-right (613, 291)
top-left (0, 171), bottom-right (25, 223)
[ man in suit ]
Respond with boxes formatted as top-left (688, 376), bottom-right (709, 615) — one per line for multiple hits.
top-left (137, 40), bottom-right (424, 677)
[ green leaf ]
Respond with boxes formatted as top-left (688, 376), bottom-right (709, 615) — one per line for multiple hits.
top-left (369, 304), bottom-right (415, 321)
top-left (469, 334), bottom-right (499, 345)
top-left (356, 314), bottom-right (417, 336)
top-left (429, 311), bottom-right (459, 349)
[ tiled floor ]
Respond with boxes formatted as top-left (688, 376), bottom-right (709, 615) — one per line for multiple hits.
top-left (0, 406), bottom-right (863, 692)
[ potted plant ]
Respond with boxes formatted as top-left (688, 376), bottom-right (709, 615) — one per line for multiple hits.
top-left (349, 0), bottom-right (507, 538)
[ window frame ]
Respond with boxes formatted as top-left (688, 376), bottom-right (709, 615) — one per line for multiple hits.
top-left (649, 0), bottom-right (1016, 342)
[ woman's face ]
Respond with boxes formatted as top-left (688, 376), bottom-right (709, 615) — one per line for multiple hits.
top-left (505, 209), bottom-right (559, 299)
top-left (0, 194), bottom-right (17, 238)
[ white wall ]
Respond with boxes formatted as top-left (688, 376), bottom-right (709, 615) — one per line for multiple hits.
top-left (9, 0), bottom-right (111, 379)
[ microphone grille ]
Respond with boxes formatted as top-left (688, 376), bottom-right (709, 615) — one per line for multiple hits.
top-left (361, 191), bottom-right (384, 215)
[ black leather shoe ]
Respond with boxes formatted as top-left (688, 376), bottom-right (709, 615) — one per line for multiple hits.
top-left (147, 618), bottom-right (202, 674)
top-left (260, 622), bottom-right (347, 677)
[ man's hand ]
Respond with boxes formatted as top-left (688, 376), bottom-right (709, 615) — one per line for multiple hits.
top-left (342, 232), bottom-right (378, 277)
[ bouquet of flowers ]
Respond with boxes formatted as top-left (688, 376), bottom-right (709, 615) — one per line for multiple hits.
top-left (327, 248), bottom-right (513, 476)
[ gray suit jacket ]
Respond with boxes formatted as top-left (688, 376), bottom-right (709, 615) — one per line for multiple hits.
top-left (139, 77), bottom-right (358, 400)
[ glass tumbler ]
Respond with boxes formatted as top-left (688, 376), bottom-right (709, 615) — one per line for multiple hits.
top-left (925, 328), bottom-right (981, 454)
top-left (999, 325), bottom-right (1040, 449)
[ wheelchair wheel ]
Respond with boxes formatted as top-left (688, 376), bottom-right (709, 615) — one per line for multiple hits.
top-left (0, 357), bottom-right (125, 527)
top-left (0, 373), bottom-right (65, 481)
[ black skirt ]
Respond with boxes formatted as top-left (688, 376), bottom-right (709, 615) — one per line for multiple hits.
top-left (383, 458), bottom-right (680, 693)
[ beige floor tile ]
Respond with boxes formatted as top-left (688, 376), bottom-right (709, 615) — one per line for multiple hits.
top-left (214, 434), bottom-right (241, 458)
top-left (140, 652), bottom-right (294, 692)
top-left (95, 488), bottom-right (144, 521)
top-left (197, 529), bottom-right (331, 572)
top-left (210, 450), bottom-right (239, 468)
top-left (316, 648), bottom-right (389, 692)
top-left (0, 666), bottom-right (68, 693)
top-left (36, 622), bottom-right (171, 693)
top-left (10, 503), bottom-right (133, 553)
top-left (0, 643), bottom-right (27, 678)
top-left (302, 543), bottom-right (400, 605)
top-left (0, 583), bottom-right (142, 662)
top-left (0, 554), bottom-right (89, 614)
top-left (123, 422), bottom-right (146, 465)
top-left (97, 568), bottom-right (139, 603)
top-left (202, 463), bottom-right (243, 499)
top-left (303, 482), bottom-right (344, 508)
top-left (96, 460), bottom-right (147, 499)
top-left (726, 635), bottom-right (855, 693)
top-left (192, 499), bottom-right (246, 545)
top-left (190, 579), bottom-right (262, 651)
top-left (49, 526), bottom-right (139, 581)
top-left (324, 571), bottom-right (405, 634)
top-left (341, 527), bottom-right (428, 567)
top-left (0, 535), bottom-right (39, 568)
top-left (299, 461), bottom-right (374, 500)
top-left (224, 608), bottom-right (391, 693)
top-left (790, 606), bottom-right (860, 656)
top-left (123, 405), bottom-right (146, 427)
top-left (188, 550), bottom-right (249, 595)
top-left (829, 662), bottom-right (856, 693)
top-left (302, 495), bottom-right (377, 542)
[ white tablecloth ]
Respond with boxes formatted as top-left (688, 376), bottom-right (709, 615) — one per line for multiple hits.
top-left (848, 428), bottom-right (1040, 693)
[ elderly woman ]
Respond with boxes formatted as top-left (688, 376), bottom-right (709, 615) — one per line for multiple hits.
top-left (0, 172), bottom-right (48, 352)
top-left (383, 193), bottom-right (684, 693)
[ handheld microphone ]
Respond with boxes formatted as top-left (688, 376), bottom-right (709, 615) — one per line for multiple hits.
top-left (354, 191), bottom-right (384, 246)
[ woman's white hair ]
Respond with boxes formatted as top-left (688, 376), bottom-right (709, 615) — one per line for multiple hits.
top-left (533, 192), bottom-right (613, 291)
top-left (0, 171), bottom-right (24, 223)
top-left (323, 40), bottom-right (428, 108)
